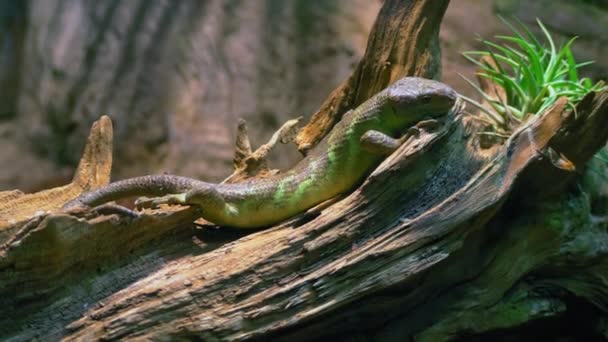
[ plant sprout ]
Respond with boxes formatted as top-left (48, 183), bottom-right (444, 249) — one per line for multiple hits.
top-left (460, 17), bottom-right (606, 137)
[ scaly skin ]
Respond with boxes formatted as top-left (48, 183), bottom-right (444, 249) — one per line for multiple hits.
top-left (64, 77), bottom-right (457, 228)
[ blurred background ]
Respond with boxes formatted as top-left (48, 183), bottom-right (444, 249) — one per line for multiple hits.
top-left (0, 0), bottom-right (606, 191)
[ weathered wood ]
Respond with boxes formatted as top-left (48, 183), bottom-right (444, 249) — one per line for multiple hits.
top-left (3, 88), bottom-right (606, 341)
top-left (0, 116), bottom-right (112, 228)
top-left (2, 0), bottom-right (608, 341)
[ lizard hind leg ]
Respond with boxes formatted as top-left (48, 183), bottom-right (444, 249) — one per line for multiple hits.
top-left (136, 185), bottom-right (233, 224)
top-left (135, 193), bottom-right (188, 210)
top-left (184, 185), bottom-right (234, 221)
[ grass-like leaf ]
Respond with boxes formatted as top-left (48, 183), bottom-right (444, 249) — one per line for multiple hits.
top-left (460, 17), bottom-right (607, 137)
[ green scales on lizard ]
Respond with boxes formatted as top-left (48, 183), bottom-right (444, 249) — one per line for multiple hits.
top-left (64, 77), bottom-right (457, 228)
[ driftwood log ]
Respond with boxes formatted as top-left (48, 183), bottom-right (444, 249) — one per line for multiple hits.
top-left (2, 0), bottom-right (608, 340)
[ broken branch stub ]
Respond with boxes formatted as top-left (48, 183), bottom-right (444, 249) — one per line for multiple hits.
top-left (223, 116), bottom-right (302, 184)
top-left (0, 115), bottom-right (113, 229)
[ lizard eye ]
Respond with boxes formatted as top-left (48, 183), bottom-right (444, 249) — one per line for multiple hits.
top-left (421, 95), bottom-right (432, 104)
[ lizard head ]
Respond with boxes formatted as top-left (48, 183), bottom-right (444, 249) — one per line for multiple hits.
top-left (386, 77), bottom-right (457, 121)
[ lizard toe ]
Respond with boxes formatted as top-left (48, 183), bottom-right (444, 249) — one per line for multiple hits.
top-left (134, 196), bottom-right (156, 209)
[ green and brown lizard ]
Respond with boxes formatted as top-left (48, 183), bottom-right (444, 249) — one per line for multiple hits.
top-left (63, 77), bottom-right (457, 228)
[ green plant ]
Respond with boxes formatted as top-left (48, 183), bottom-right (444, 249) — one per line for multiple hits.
top-left (595, 148), bottom-right (608, 164)
top-left (460, 18), bottom-right (606, 137)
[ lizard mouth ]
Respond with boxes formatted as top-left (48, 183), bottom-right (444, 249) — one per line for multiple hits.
top-left (416, 96), bottom-right (462, 130)
top-left (426, 94), bottom-right (458, 116)
top-left (426, 93), bottom-right (462, 118)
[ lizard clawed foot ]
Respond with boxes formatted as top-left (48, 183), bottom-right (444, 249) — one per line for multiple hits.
top-left (135, 194), bottom-right (187, 210)
top-left (61, 203), bottom-right (91, 215)
top-left (62, 202), bottom-right (139, 220)
top-left (414, 118), bottom-right (442, 132)
top-left (397, 119), bottom-right (442, 144)
top-left (92, 204), bottom-right (140, 219)
top-left (134, 196), bottom-right (155, 209)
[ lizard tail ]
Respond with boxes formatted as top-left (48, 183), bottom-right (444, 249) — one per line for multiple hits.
top-left (62, 175), bottom-right (209, 209)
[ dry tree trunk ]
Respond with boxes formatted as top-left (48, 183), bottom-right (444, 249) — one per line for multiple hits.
top-left (2, 0), bottom-right (608, 341)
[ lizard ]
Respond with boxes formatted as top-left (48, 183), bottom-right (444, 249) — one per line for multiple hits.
top-left (63, 77), bottom-right (457, 228)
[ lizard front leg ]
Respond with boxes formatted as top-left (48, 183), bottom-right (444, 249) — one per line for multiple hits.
top-left (360, 119), bottom-right (441, 155)
top-left (360, 130), bottom-right (407, 155)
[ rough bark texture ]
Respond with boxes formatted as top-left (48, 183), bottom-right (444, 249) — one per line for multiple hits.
top-left (2, 0), bottom-right (608, 341)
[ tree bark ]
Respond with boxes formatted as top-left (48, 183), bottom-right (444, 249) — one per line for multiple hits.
top-left (2, 0), bottom-right (608, 341)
